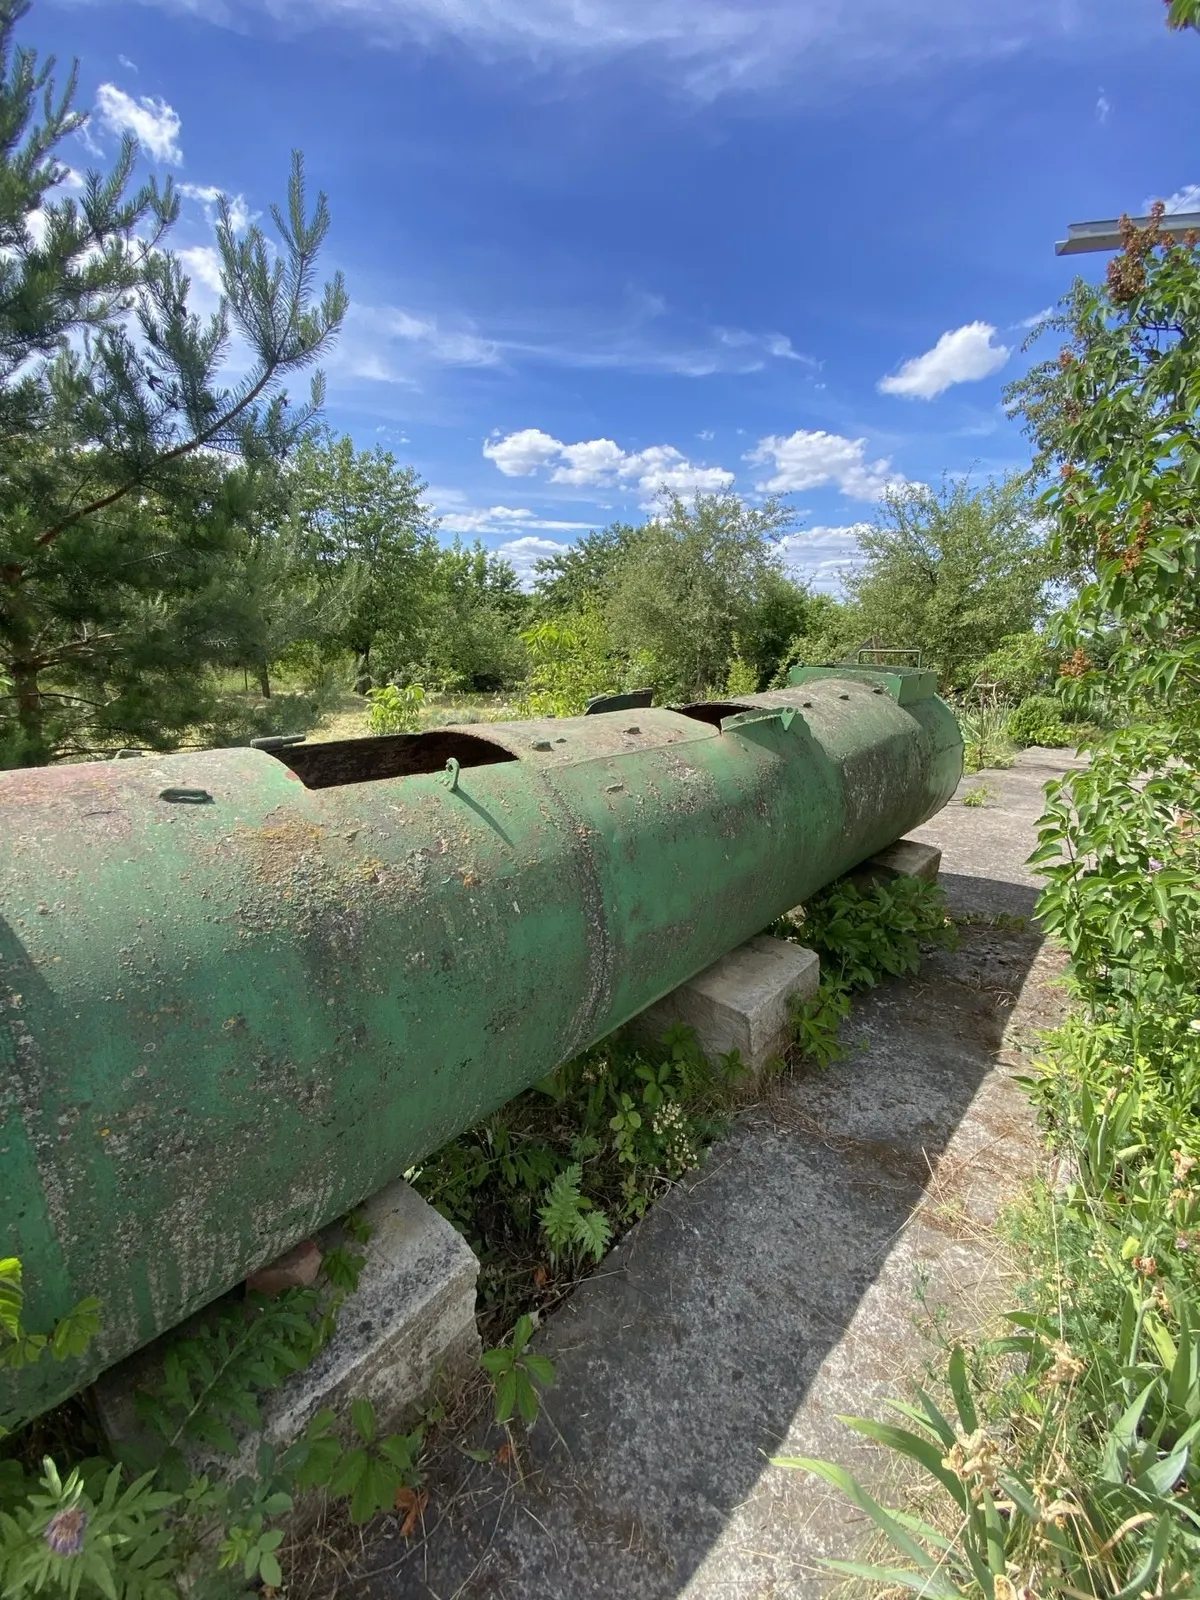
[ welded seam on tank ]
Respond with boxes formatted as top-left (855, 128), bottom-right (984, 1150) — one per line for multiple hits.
top-left (530, 767), bottom-right (614, 1060)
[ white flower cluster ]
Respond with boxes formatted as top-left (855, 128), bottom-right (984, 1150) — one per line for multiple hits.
top-left (650, 1101), bottom-right (699, 1175)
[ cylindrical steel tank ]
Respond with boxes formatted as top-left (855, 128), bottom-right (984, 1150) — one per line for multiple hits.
top-left (1, 666), bottom-right (961, 1416)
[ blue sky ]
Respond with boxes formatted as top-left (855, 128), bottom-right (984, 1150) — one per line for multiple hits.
top-left (29, 0), bottom-right (1200, 590)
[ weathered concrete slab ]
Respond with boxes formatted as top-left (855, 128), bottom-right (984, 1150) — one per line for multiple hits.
top-left (347, 749), bottom-right (1076, 1600)
top-left (630, 935), bottom-right (820, 1072)
top-left (96, 1179), bottom-right (479, 1479)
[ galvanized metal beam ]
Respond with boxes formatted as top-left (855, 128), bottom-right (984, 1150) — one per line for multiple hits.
top-left (1056, 211), bottom-right (1200, 255)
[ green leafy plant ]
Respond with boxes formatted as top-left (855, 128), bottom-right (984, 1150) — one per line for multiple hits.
top-left (365, 681), bottom-right (426, 733)
top-left (285, 1400), bottom-right (423, 1525)
top-left (1006, 693), bottom-right (1074, 748)
top-left (960, 782), bottom-right (992, 808)
top-left (480, 1316), bottom-right (556, 1427)
top-left (779, 877), bottom-right (956, 1066)
top-left (518, 611), bottom-right (620, 717)
top-left (134, 1289), bottom-right (326, 1460)
top-left (537, 1165), bottom-right (612, 1268)
top-left (957, 705), bottom-right (1016, 773)
top-left (0, 1258), bottom-right (100, 1392)
top-left (799, 187), bottom-right (1200, 1599)
top-left (0, 1458), bottom-right (180, 1600)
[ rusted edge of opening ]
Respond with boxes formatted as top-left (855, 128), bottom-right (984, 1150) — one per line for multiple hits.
top-left (670, 701), bottom-right (756, 729)
top-left (273, 730), bottom-right (517, 790)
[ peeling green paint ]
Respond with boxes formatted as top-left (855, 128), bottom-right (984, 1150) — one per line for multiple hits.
top-left (0, 670), bottom-right (962, 1417)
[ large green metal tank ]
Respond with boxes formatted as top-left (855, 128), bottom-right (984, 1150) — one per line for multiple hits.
top-left (0, 666), bottom-right (961, 1417)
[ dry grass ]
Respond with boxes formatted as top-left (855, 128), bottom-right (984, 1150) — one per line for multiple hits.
top-left (303, 690), bottom-right (521, 745)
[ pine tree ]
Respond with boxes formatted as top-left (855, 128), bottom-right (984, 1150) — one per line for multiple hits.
top-left (0, 1), bottom-right (347, 765)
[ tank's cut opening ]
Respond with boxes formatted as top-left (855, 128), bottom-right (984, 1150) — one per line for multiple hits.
top-left (671, 701), bottom-right (756, 729)
top-left (274, 730), bottom-right (517, 789)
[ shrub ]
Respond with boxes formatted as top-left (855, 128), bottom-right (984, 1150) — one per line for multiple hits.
top-left (970, 630), bottom-right (1056, 701)
top-left (957, 705), bottom-right (1016, 772)
top-left (1006, 693), bottom-right (1074, 748)
top-left (365, 682), bottom-right (426, 733)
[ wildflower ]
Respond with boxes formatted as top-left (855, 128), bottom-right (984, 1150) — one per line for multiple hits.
top-left (1132, 1254), bottom-right (1158, 1277)
top-left (1173, 1149), bottom-right (1197, 1182)
top-left (44, 1506), bottom-right (87, 1557)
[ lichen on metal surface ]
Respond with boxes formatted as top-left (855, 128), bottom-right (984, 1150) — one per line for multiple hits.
top-left (0, 669), bottom-right (962, 1418)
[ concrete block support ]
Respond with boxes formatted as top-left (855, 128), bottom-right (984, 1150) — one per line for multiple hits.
top-left (94, 1178), bottom-right (480, 1479)
top-left (850, 838), bottom-right (942, 886)
top-left (630, 935), bottom-right (820, 1073)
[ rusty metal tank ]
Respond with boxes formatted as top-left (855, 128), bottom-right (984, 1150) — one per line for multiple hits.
top-left (0, 664), bottom-right (961, 1416)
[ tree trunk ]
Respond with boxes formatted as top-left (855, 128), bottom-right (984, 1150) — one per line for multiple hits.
top-left (353, 643), bottom-right (373, 696)
top-left (11, 657), bottom-right (50, 768)
top-left (257, 663), bottom-right (272, 699)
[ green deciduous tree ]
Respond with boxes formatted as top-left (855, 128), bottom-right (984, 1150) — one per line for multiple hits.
top-left (846, 475), bottom-right (1055, 690)
top-left (407, 540), bottom-right (529, 692)
top-left (1015, 208), bottom-right (1200, 1007)
top-left (604, 491), bottom-right (802, 699)
top-left (0, 1), bottom-right (346, 765)
top-left (531, 523), bottom-right (639, 615)
top-left (280, 431), bottom-right (438, 692)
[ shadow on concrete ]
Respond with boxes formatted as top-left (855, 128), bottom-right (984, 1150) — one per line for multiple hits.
top-left (361, 863), bottom-right (1054, 1600)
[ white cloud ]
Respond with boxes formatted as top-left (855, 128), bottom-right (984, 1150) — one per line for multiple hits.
top-left (714, 326), bottom-right (813, 367)
top-left (778, 525), bottom-right (871, 594)
top-left (1145, 183), bottom-right (1200, 215)
top-left (1015, 307), bottom-right (1052, 330)
top-left (877, 321), bottom-right (1010, 401)
top-left (697, 428), bottom-right (715, 441)
top-left (494, 535), bottom-right (574, 586)
top-left (94, 84), bottom-right (183, 163)
top-left (115, 0), bottom-right (1126, 103)
top-left (500, 318), bottom-right (810, 377)
top-left (323, 292), bottom-right (810, 386)
top-left (384, 308), bottom-right (499, 365)
top-left (745, 430), bottom-right (908, 500)
top-left (179, 183), bottom-right (255, 232)
top-left (178, 244), bottom-right (224, 296)
top-left (483, 428), bottom-right (734, 503)
top-left (1095, 88), bottom-right (1111, 124)
top-left (430, 495), bottom-right (595, 585)
top-left (118, 54), bottom-right (138, 72)
top-left (482, 428), bottom-right (563, 476)
top-left (334, 304), bottom-right (499, 381)
top-left (438, 502), bottom-right (595, 537)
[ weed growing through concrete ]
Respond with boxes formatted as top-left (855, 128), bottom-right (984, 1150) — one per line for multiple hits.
top-left (778, 876), bottom-right (957, 1067)
top-left (961, 782), bottom-right (993, 807)
top-left (480, 1315), bottom-right (556, 1427)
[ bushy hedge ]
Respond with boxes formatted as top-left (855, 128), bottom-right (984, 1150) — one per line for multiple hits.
top-left (1006, 693), bottom-right (1075, 748)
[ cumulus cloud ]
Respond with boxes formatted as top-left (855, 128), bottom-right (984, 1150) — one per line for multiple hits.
top-left (878, 322), bottom-right (1010, 401)
top-left (1016, 307), bottom-right (1052, 330)
top-left (483, 428), bottom-right (734, 503)
top-left (94, 84), bottom-right (183, 163)
top-left (745, 430), bottom-right (908, 500)
top-left (494, 534), bottom-right (574, 587)
top-left (1145, 183), bottom-right (1200, 215)
top-left (779, 524), bottom-right (871, 594)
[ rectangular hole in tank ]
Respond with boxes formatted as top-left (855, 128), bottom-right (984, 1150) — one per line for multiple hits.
top-left (670, 701), bottom-right (756, 728)
top-left (273, 731), bottom-right (518, 789)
